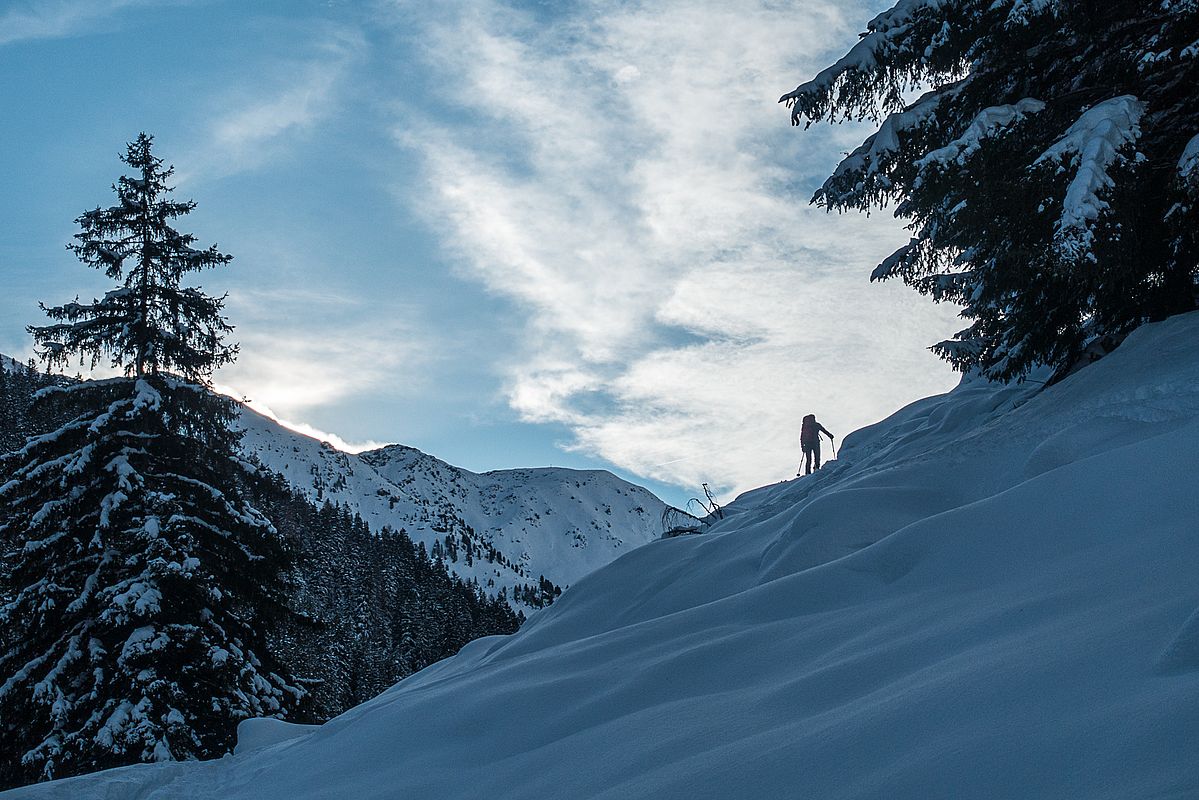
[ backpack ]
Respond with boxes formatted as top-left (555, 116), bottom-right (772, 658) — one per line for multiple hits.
top-left (800, 414), bottom-right (818, 447)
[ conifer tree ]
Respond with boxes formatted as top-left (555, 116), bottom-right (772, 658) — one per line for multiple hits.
top-left (0, 364), bottom-right (16, 456)
top-left (39, 133), bottom-right (236, 381)
top-left (0, 134), bottom-right (299, 787)
top-left (782, 1), bottom-right (1199, 379)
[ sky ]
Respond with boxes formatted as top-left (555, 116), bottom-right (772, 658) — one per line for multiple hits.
top-left (0, 0), bottom-right (961, 509)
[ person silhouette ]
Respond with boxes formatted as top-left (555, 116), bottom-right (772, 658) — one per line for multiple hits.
top-left (799, 413), bottom-right (834, 476)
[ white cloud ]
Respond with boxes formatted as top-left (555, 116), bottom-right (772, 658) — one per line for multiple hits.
top-left (213, 286), bottom-right (430, 430)
top-left (400, 0), bottom-right (963, 497)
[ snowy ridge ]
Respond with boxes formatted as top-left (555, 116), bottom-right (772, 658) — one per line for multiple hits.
top-left (9, 311), bottom-right (1199, 798)
top-left (234, 408), bottom-right (667, 603)
top-left (0, 355), bottom-right (31, 373)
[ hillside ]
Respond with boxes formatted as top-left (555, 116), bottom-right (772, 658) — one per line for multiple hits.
top-left (0, 361), bottom-right (670, 610)
top-left (236, 408), bottom-right (668, 605)
top-left (7, 311), bottom-right (1199, 799)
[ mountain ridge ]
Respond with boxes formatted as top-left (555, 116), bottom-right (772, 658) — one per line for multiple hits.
top-left (234, 404), bottom-right (668, 607)
top-left (0, 356), bottom-right (671, 610)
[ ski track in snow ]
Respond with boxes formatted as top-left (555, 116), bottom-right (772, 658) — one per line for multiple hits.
top-left (8, 312), bottom-right (1199, 799)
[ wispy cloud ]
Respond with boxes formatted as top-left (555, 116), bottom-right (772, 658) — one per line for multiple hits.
top-left (214, 287), bottom-right (430, 424)
top-left (176, 25), bottom-right (364, 182)
top-left (0, 0), bottom-right (169, 46)
top-left (399, 0), bottom-right (963, 496)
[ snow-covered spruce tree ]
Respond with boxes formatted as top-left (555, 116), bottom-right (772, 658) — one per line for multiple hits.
top-left (782, 0), bottom-right (1199, 379)
top-left (0, 134), bottom-right (299, 787)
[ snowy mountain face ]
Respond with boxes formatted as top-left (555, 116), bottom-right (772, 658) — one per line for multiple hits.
top-left (11, 311), bottom-right (1199, 799)
top-left (0, 356), bottom-right (668, 609)
top-left (234, 408), bottom-right (668, 605)
top-left (0, 355), bottom-right (30, 373)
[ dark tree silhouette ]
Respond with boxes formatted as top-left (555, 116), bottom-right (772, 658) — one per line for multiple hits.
top-left (783, 1), bottom-right (1199, 379)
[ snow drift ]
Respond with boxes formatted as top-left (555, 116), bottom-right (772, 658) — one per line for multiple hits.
top-left (7, 312), bottom-right (1199, 799)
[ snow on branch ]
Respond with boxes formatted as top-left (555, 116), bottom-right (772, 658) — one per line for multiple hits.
top-left (818, 89), bottom-right (944, 207)
top-left (1033, 95), bottom-right (1146, 259)
top-left (915, 97), bottom-right (1045, 171)
top-left (872, 238), bottom-right (921, 281)
top-left (0, 651), bottom-right (52, 700)
top-left (1003, 0), bottom-right (1061, 27)
top-left (932, 335), bottom-right (982, 361)
top-left (1179, 132), bottom-right (1199, 188)
top-left (779, 0), bottom-right (956, 122)
top-left (1162, 0), bottom-right (1199, 14)
top-left (32, 633), bottom-right (83, 704)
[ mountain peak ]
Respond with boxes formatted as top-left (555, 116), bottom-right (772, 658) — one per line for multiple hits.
top-left (234, 405), bottom-right (668, 605)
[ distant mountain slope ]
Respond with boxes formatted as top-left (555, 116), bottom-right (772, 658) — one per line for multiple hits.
top-left (235, 407), bottom-right (668, 605)
top-left (0, 358), bottom-right (670, 609)
top-left (21, 311), bottom-right (1199, 799)
top-left (0, 355), bottom-right (31, 373)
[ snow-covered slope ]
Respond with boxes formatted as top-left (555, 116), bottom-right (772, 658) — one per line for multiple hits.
top-left (235, 409), bottom-right (667, 600)
top-left (0, 355), bottom-right (30, 373)
top-left (10, 312), bottom-right (1199, 799)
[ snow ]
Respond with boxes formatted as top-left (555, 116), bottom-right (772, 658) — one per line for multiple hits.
top-left (232, 718), bottom-right (318, 756)
top-left (779, 0), bottom-right (1056, 116)
top-left (819, 89), bottom-right (948, 205)
top-left (31, 635), bottom-right (81, 703)
top-left (21, 531), bottom-right (67, 554)
top-left (112, 581), bottom-right (163, 616)
top-left (0, 354), bottom-right (31, 373)
top-left (835, 90), bottom-right (942, 181)
top-left (118, 626), bottom-right (166, 662)
top-left (13, 310), bottom-right (1199, 799)
top-left (97, 490), bottom-right (128, 530)
top-left (1179, 132), bottom-right (1199, 184)
top-left (915, 97), bottom-right (1045, 170)
top-left (129, 379), bottom-right (162, 413)
top-left (94, 701), bottom-right (133, 749)
top-left (780, 0), bottom-right (931, 110)
top-left (0, 358), bottom-right (661, 610)
top-left (870, 237), bottom-right (918, 281)
top-left (1033, 95), bottom-right (1145, 259)
top-left (1001, 0), bottom-right (1060, 26)
top-left (233, 412), bottom-right (668, 607)
top-left (104, 453), bottom-right (139, 491)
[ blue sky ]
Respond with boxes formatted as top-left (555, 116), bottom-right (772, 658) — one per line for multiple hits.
top-left (0, 0), bottom-right (961, 509)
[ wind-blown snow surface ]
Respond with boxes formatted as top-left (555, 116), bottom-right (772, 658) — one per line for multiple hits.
top-left (10, 312), bottom-right (1199, 799)
top-left (235, 409), bottom-right (667, 600)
